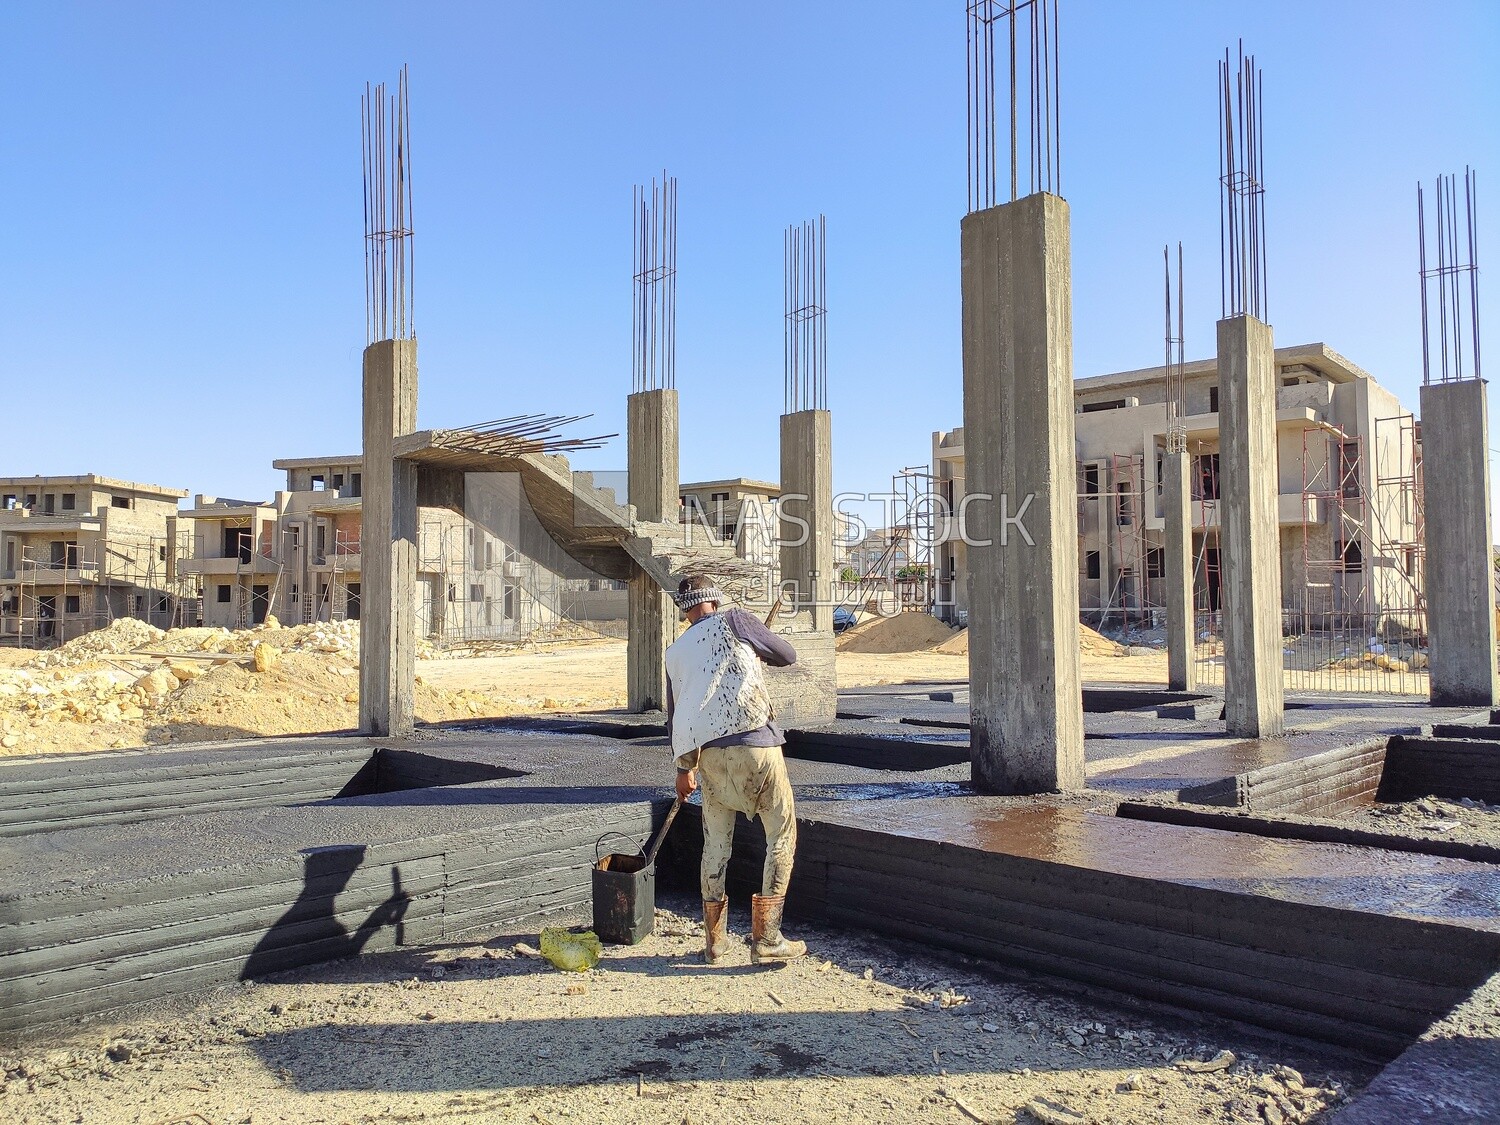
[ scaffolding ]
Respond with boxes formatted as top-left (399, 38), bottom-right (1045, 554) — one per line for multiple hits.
top-left (1086, 453), bottom-right (1163, 630)
top-left (1298, 422), bottom-right (1426, 633)
top-left (0, 529), bottom-right (196, 648)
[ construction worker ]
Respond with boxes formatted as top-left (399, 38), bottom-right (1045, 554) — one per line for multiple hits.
top-left (665, 574), bottom-right (806, 965)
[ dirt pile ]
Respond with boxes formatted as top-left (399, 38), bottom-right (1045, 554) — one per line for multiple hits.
top-left (25, 618), bottom-right (166, 669)
top-left (0, 618), bottom-right (571, 757)
top-left (928, 622), bottom-right (1126, 658)
top-left (835, 612), bottom-right (959, 653)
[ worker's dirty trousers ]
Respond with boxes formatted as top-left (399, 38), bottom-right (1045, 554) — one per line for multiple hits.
top-left (697, 743), bottom-right (797, 902)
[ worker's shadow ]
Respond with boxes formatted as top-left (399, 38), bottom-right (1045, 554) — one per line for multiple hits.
top-left (241, 845), bottom-right (410, 981)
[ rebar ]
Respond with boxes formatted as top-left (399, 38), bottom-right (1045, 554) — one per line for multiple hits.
top-left (784, 215), bottom-right (828, 414)
top-left (1218, 43), bottom-right (1267, 321)
top-left (966, 0), bottom-right (1060, 213)
top-left (1164, 243), bottom-right (1186, 453)
top-left (632, 172), bottom-right (677, 393)
top-left (361, 66), bottom-right (415, 345)
top-left (429, 413), bottom-right (616, 457)
top-left (1419, 167), bottom-right (1481, 385)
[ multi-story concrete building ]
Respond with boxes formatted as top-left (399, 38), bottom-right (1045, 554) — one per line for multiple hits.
top-left (179, 457), bottom-right (583, 641)
top-left (0, 475), bottom-right (190, 644)
top-left (678, 478), bottom-right (780, 568)
top-left (932, 342), bottom-right (1423, 628)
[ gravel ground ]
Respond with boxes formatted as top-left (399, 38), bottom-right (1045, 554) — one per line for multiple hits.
top-left (1349, 794), bottom-right (1500, 848)
top-left (3, 895), bottom-right (1370, 1125)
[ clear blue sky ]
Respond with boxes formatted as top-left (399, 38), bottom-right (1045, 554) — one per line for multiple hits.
top-left (2, 2), bottom-right (1496, 514)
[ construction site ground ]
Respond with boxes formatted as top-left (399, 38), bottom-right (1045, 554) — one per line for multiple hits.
top-left (3, 896), bottom-right (1366, 1125)
top-left (0, 619), bottom-right (1167, 759)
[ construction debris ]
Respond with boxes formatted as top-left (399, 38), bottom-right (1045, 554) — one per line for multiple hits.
top-left (0, 618), bottom-right (613, 757)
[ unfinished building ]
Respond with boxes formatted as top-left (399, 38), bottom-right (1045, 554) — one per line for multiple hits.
top-left (178, 456), bottom-right (585, 642)
top-left (0, 475), bottom-right (191, 645)
top-left (932, 342), bottom-right (1424, 632)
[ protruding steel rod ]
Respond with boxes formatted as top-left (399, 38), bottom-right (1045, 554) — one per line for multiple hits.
top-left (1218, 42), bottom-right (1266, 321)
top-left (1164, 242), bottom-right (1187, 454)
top-left (966, 1), bottom-right (1059, 213)
top-left (784, 215), bottom-right (828, 414)
top-left (1418, 167), bottom-right (1482, 386)
top-left (361, 66), bottom-right (414, 345)
top-left (632, 172), bottom-right (677, 393)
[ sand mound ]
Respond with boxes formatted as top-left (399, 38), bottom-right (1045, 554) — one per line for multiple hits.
top-left (836, 612), bottom-right (959, 653)
top-left (929, 622), bottom-right (1126, 658)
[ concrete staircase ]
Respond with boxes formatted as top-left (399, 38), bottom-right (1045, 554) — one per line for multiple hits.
top-left (403, 437), bottom-right (751, 595)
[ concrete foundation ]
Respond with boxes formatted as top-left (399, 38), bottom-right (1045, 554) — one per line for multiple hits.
top-left (1419, 379), bottom-right (1499, 707)
top-left (1163, 448), bottom-right (1196, 691)
top-left (778, 409), bottom-right (834, 635)
top-left (359, 338), bottom-right (418, 738)
top-left (626, 389), bottom-right (679, 712)
top-left (960, 192), bottom-right (1084, 793)
top-left (1218, 315), bottom-right (1285, 738)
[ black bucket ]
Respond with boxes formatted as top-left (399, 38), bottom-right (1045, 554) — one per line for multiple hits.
top-left (592, 832), bottom-right (655, 945)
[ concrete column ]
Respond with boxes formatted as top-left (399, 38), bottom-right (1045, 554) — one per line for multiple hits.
top-left (358, 338), bottom-right (418, 737)
top-left (1163, 448), bottom-right (1196, 691)
top-left (627, 388), bottom-right (678, 712)
top-left (961, 192), bottom-right (1084, 793)
top-left (1420, 379), bottom-right (1499, 706)
top-left (779, 409), bottom-right (834, 635)
top-left (1218, 315), bottom-right (1284, 738)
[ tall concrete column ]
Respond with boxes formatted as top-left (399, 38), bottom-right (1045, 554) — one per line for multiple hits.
top-left (1163, 448), bottom-right (1196, 691)
top-left (1421, 379), bottom-right (1499, 706)
top-left (961, 192), bottom-right (1084, 793)
top-left (779, 408), bottom-right (834, 635)
top-left (358, 338), bottom-right (418, 737)
top-left (627, 388), bottom-right (678, 712)
top-left (1218, 315), bottom-right (1284, 738)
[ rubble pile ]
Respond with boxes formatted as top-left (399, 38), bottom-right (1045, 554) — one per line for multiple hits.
top-left (25, 618), bottom-right (166, 670)
top-left (0, 617), bottom-right (527, 757)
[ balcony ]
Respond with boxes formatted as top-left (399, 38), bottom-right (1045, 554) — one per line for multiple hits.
top-left (179, 553), bottom-right (279, 576)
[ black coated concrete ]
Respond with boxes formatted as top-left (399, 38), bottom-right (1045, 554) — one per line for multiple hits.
top-left (3, 683), bottom-right (1499, 1122)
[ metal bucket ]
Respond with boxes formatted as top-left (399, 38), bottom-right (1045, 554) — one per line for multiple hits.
top-left (592, 831), bottom-right (655, 945)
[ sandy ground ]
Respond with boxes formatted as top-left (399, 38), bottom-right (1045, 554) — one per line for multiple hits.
top-left (836, 648), bottom-right (1170, 689)
top-left (2, 897), bottom-right (1364, 1125)
top-left (0, 630), bottom-right (1186, 758)
top-left (416, 641), bottom-right (630, 703)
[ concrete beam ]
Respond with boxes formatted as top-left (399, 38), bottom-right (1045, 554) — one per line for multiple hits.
top-left (1420, 379), bottom-right (1500, 707)
top-left (779, 409), bottom-right (835, 635)
top-left (1218, 315), bottom-right (1284, 738)
top-left (627, 389), bottom-right (678, 712)
top-left (359, 338), bottom-right (418, 738)
top-left (960, 192), bottom-right (1085, 793)
top-left (1163, 448), bottom-right (1196, 691)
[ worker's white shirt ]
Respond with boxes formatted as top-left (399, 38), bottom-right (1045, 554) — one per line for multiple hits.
top-left (665, 612), bottom-right (773, 762)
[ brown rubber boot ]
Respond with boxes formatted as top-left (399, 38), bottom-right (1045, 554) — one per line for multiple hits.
top-left (749, 893), bottom-right (806, 963)
top-left (702, 899), bottom-right (732, 964)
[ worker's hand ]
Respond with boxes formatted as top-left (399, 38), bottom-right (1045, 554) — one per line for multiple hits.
top-left (675, 768), bottom-right (698, 801)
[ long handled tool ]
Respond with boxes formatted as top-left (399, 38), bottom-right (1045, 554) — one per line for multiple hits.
top-left (643, 796), bottom-right (682, 868)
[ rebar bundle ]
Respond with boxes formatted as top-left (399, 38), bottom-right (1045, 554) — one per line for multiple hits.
top-left (428, 414), bottom-right (616, 458)
top-left (1418, 168), bottom-right (1481, 385)
top-left (1218, 43), bottom-right (1267, 321)
top-left (965, 0), bottom-right (1061, 212)
top-left (632, 173), bottom-right (677, 393)
top-left (361, 66), bottom-right (414, 345)
top-left (1164, 243), bottom-right (1186, 453)
top-left (784, 215), bottom-right (828, 414)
